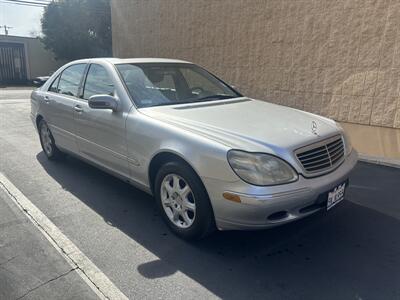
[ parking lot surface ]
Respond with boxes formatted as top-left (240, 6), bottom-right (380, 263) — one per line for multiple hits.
top-left (0, 187), bottom-right (99, 300)
top-left (0, 88), bottom-right (399, 299)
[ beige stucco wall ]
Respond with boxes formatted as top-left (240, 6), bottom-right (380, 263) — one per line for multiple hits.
top-left (0, 35), bottom-right (64, 80)
top-left (341, 122), bottom-right (400, 159)
top-left (111, 0), bottom-right (400, 159)
top-left (111, 0), bottom-right (400, 129)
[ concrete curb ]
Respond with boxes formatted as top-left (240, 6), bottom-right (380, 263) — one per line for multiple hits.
top-left (358, 154), bottom-right (400, 169)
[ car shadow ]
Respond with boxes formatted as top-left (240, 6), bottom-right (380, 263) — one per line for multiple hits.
top-left (36, 153), bottom-right (400, 299)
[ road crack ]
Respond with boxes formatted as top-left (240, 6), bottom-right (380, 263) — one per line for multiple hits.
top-left (0, 255), bottom-right (17, 266)
top-left (16, 267), bottom-right (78, 300)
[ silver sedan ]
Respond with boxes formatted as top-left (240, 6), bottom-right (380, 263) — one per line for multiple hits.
top-left (30, 58), bottom-right (358, 239)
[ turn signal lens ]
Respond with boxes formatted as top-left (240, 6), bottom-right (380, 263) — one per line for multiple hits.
top-left (223, 192), bottom-right (241, 203)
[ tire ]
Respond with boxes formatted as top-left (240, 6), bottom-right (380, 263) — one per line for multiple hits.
top-left (38, 119), bottom-right (64, 160)
top-left (154, 161), bottom-right (215, 240)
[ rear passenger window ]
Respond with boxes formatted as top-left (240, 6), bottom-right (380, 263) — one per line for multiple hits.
top-left (83, 64), bottom-right (114, 100)
top-left (58, 64), bottom-right (86, 97)
top-left (48, 75), bottom-right (60, 93)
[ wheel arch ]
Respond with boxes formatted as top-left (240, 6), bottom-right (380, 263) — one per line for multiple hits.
top-left (149, 150), bottom-right (217, 238)
top-left (148, 151), bottom-right (205, 195)
top-left (36, 114), bottom-right (44, 129)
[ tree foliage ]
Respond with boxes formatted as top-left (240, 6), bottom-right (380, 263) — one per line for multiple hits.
top-left (41, 0), bottom-right (112, 60)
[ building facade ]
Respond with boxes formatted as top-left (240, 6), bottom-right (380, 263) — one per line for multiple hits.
top-left (0, 35), bottom-right (63, 84)
top-left (111, 0), bottom-right (400, 160)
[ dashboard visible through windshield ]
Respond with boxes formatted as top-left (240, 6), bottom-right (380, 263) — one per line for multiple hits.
top-left (116, 63), bottom-right (241, 108)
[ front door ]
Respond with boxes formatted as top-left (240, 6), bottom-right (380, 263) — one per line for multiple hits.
top-left (74, 63), bottom-right (130, 178)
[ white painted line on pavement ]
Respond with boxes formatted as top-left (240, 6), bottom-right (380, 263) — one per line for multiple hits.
top-left (0, 98), bottom-right (29, 100)
top-left (0, 99), bottom-right (30, 104)
top-left (0, 172), bottom-right (129, 300)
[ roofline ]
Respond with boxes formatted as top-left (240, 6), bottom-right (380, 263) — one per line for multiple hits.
top-left (113, 61), bottom-right (194, 65)
top-left (65, 57), bottom-right (194, 65)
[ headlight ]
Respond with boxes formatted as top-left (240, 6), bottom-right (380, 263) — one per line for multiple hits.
top-left (227, 150), bottom-right (298, 186)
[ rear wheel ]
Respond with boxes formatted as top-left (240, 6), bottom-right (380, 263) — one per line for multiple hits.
top-left (38, 119), bottom-right (63, 160)
top-left (155, 161), bottom-right (215, 240)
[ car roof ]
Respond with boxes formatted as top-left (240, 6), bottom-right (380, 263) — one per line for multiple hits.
top-left (69, 57), bottom-right (193, 65)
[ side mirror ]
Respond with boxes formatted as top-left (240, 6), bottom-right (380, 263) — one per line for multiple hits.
top-left (88, 94), bottom-right (118, 111)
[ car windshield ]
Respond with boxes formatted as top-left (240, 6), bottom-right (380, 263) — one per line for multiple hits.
top-left (116, 63), bottom-right (241, 108)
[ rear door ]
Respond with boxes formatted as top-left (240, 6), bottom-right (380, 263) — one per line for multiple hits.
top-left (74, 63), bottom-right (130, 178)
top-left (43, 63), bottom-right (87, 153)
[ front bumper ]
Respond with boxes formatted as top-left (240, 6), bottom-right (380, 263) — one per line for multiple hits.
top-left (203, 150), bottom-right (358, 230)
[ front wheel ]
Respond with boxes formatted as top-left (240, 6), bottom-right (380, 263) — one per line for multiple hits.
top-left (38, 119), bottom-right (63, 160)
top-left (154, 161), bottom-right (215, 240)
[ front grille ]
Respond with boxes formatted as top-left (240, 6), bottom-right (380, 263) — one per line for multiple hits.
top-left (295, 135), bottom-right (345, 175)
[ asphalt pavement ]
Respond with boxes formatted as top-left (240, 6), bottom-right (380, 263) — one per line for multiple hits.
top-left (0, 87), bottom-right (399, 299)
top-left (0, 187), bottom-right (99, 300)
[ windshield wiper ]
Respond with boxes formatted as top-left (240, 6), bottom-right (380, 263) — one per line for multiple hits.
top-left (196, 94), bottom-right (234, 101)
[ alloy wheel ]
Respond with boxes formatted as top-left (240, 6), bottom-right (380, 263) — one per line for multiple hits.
top-left (40, 123), bottom-right (53, 156)
top-left (160, 174), bottom-right (196, 228)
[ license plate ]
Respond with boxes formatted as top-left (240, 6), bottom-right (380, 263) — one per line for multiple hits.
top-left (327, 182), bottom-right (346, 210)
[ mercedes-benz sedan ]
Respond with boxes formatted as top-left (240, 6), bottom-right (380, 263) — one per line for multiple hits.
top-left (31, 58), bottom-right (358, 239)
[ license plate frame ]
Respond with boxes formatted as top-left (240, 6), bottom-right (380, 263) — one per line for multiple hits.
top-left (327, 181), bottom-right (347, 210)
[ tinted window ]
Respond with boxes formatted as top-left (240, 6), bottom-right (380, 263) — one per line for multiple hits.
top-left (58, 64), bottom-right (86, 97)
top-left (83, 64), bottom-right (114, 100)
top-left (48, 75), bottom-right (60, 93)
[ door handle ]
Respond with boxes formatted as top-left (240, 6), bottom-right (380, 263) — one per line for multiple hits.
top-left (74, 105), bottom-right (83, 113)
top-left (44, 96), bottom-right (50, 104)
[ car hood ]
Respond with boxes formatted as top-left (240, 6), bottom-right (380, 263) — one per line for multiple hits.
top-left (139, 98), bottom-right (341, 153)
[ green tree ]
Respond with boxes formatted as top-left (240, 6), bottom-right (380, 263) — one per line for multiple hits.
top-left (41, 0), bottom-right (112, 60)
